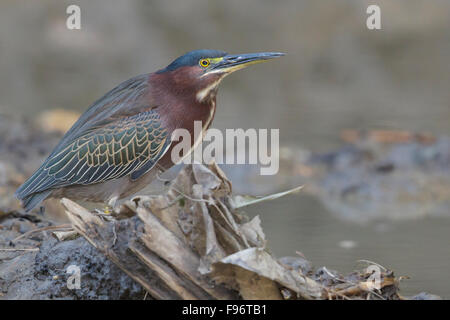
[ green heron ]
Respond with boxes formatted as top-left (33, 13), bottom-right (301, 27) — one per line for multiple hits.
top-left (16, 49), bottom-right (284, 212)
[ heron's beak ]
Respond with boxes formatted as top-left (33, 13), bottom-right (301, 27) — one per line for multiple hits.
top-left (209, 52), bottom-right (285, 74)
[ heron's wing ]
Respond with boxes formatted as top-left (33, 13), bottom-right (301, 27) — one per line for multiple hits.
top-left (16, 74), bottom-right (167, 200)
top-left (16, 110), bottom-right (171, 198)
top-left (16, 109), bottom-right (171, 198)
top-left (49, 74), bottom-right (152, 158)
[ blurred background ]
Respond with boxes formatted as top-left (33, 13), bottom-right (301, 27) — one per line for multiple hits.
top-left (0, 0), bottom-right (449, 297)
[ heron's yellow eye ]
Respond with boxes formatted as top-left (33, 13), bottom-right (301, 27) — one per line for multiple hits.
top-left (199, 59), bottom-right (210, 68)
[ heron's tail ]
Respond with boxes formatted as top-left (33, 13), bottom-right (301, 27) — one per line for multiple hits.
top-left (18, 190), bottom-right (52, 212)
top-left (15, 165), bottom-right (53, 212)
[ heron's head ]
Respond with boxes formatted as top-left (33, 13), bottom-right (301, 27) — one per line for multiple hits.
top-left (157, 49), bottom-right (285, 102)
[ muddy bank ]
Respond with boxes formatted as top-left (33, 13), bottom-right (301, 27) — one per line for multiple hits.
top-left (0, 115), bottom-right (62, 216)
top-left (0, 213), bottom-right (145, 299)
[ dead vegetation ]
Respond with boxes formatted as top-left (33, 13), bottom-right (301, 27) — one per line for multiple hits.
top-left (60, 163), bottom-right (410, 300)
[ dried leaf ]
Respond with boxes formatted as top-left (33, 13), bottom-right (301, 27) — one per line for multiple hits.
top-left (192, 164), bottom-right (222, 193)
top-left (240, 215), bottom-right (266, 247)
top-left (211, 247), bottom-right (323, 299)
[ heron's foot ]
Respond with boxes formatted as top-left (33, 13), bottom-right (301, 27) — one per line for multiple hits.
top-left (103, 205), bottom-right (113, 215)
top-left (93, 205), bottom-right (116, 221)
top-left (108, 195), bottom-right (120, 212)
top-left (93, 196), bottom-right (120, 220)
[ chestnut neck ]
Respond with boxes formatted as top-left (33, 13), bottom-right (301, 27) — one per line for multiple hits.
top-left (148, 69), bottom-right (217, 132)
